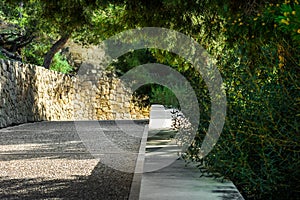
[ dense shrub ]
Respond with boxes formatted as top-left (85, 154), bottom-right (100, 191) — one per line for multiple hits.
top-left (183, 1), bottom-right (300, 199)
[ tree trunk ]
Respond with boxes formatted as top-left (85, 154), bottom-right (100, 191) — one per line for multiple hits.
top-left (43, 34), bottom-right (70, 69)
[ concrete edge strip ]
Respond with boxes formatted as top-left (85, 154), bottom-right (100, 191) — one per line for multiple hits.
top-left (128, 124), bottom-right (149, 200)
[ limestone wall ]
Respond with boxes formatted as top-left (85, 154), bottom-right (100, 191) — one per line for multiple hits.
top-left (0, 59), bottom-right (149, 128)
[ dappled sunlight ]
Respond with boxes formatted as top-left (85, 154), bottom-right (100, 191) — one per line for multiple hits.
top-left (0, 141), bottom-right (86, 153)
top-left (0, 143), bottom-right (52, 152)
top-left (0, 158), bottom-right (99, 179)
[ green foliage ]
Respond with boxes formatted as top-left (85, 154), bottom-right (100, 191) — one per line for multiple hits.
top-left (1, 0), bottom-right (128, 69)
top-left (0, 1), bottom-right (23, 25)
top-left (275, 2), bottom-right (300, 42)
top-left (0, 51), bottom-right (8, 59)
top-left (19, 38), bottom-right (73, 74)
top-left (50, 53), bottom-right (73, 74)
top-left (21, 39), bottom-right (51, 66)
top-left (181, 1), bottom-right (300, 199)
top-left (74, 3), bottom-right (127, 44)
top-left (111, 49), bottom-right (156, 76)
top-left (199, 52), bottom-right (300, 199)
top-left (110, 49), bottom-right (197, 110)
top-left (149, 85), bottom-right (180, 108)
top-left (223, 0), bottom-right (300, 47)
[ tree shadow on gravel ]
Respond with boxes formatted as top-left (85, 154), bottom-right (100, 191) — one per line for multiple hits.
top-left (0, 161), bottom-right (133, 200)
top-left (0, 121), bottom-right (146, 199)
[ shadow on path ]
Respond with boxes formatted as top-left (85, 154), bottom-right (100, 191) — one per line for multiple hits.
top-left (0, 121), bottom-right (147, 200)
top-left (0, 162), bottom-right (133, 200)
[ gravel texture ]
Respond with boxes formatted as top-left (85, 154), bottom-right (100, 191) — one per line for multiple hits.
top-left (0, 120), bottom-right (148, 200)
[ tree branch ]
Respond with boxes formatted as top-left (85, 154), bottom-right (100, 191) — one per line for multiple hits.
top-left (0, 47), bottom-right (21, 61)
top-left (43, 34), bottom-right (70, 69)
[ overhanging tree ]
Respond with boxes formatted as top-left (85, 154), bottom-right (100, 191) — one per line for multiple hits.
top-left (29, 0), bottom-right (100, 69)
top-left (1, 1), bottom-right (299, 198)
top-left (2, 0), bottom-right (127, 69)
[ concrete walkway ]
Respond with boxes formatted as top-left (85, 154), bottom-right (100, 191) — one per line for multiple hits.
top-left (139, 129), bottom-right (244, 200)
top-left (139, 105), bottom-right (244, 200)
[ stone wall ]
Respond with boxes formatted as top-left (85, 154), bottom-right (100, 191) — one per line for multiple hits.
top-left (62, 41), bottom-right (106, 72)
top-left (0, 59), bottom-right (149, 128)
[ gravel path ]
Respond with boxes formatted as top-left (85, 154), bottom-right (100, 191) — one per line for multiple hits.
top-left (0, 120), bottom-right (148, 200)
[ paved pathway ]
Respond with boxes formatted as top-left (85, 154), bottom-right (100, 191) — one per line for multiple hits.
top-left (0, 116), bottom-right (244, 199)
top-left (139, 104), bottom-right (244, 200)
top-left (139, 129), bottom-right (244, 200)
